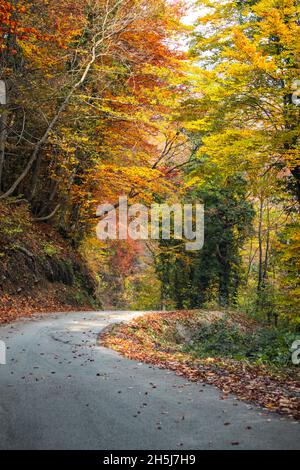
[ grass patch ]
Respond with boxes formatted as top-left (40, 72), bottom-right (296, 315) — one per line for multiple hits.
top-left (185, 319), bottom-right (299, 368)
top-left (101, 310), bottom-right (300, 420)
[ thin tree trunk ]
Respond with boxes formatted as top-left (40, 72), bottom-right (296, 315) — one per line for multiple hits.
top-left (35, 181), bottom-right (58, 218)
top-left (263, 201), bottom-right (270, 283)
top-left (0, 110), bottom-right (7, 191)
top-left (257, 195), bottom-right (264, 294)
top-left (0, 41), bottom-right (99, 200)
top-left (1, 0), bottom-right (132, 200)
top-left (0, 78), bottom-right (8, 190)
top-left (33, 204), bottom-right (60, 222)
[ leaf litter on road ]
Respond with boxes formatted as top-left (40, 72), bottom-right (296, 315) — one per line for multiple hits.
top-left (100, 310), bottom-right (300, 421)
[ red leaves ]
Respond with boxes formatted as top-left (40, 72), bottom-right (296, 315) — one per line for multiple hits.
top-left (0, 290), bottom-right (91, 325)
top-left (0, 1), bottom-right (39, 44)
top-left (110, 239), bottom-right (143, 277)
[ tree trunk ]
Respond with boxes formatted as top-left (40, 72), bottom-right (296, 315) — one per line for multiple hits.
top-left (0, 109), bottom-right (7, 191)
top-left (0, 32), bottom-right (101, 200)
top-left (257, 196), bottom-right (264, 294)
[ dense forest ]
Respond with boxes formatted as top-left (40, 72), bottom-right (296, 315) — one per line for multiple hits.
top-left (0, 0), bottom-right (299, 327)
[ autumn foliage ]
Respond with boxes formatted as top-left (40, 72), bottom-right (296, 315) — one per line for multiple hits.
top-left (101, 310), bottom-right (300, 420)
top-left (0, 1), bottom-right (299, 376)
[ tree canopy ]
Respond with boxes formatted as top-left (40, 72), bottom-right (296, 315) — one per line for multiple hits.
top-left (0, 0), bottom-right (299, 324)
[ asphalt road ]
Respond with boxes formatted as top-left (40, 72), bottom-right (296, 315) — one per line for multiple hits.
top-left (0, 311), bottom-right (299, 450)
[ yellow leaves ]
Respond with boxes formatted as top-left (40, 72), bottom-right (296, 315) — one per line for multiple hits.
top-left (12, 0), bottom-right (187, 223)
top-left (232, 28), bottom-right (258, 56)
top-left (258, 9), bottom-right (297, 49)
top-left (279, 224), bottom-right (300, 266)
top-left (204, 357), bottom-right (217, 364)
top-left (185, 0), bottom-right (300, 188)
top-left (228, 29), bottom-right (277, 74)
top-left (253, 0), bottom-right (299, 24)
top-left (274, 218), bottom-right (300, 318)
top-left (283, 149), bottom-right (300, 169)
top-left (184, 118), bottom-right (212, 132)
top-left (89, 163), bottom-right (173, 207)
top-left (200, 129), bottom-right (270, 174)
top-left (20, 41), bottom-right (61, 71)
top-left (141, 64), bottom-right (184, 85)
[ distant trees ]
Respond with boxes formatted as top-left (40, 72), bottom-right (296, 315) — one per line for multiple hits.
top-left (156, 177), bottom-right (254, 309)
top-left (189, 0), bottom-right (300, 199)
top-left (177, 0), bottom-right (300, 321)
top-left (1, 1), bottom-right (299, 321)
top-left (149, 0), bottom-right (299, 320)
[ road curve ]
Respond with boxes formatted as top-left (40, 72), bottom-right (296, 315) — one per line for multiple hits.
top-left (0, 311), bottom-right (299, 450)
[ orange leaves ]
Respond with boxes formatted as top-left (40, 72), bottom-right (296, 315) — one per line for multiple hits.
top-left (0, 1), bottom-right (40, 48)
top-left (0, 0), bottom-right (86, 65)
top-left (85, 163), bottom-right (174, 212)
top-left (109, 239), bottom-right (143, 277)
top-left (1, 0), bottom-right (188, 240)
top-left (101, 310), bottom-right (300, 420)
top-left (42, 1), bottom-right (188, 224)
top-left (220, 28), bottom-right (278, 76)
top-left (0, 292), bottom-right (84, 325)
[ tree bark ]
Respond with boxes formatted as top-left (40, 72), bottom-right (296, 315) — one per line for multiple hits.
top-left (0, 23), bottom-right (107, 200)
top-left (257, 195), bottom-right (264, 294)
top-left (0, 110), bottom-right (7, 191)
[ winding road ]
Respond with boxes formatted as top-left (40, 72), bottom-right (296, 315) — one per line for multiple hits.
top-left (0, 311), bottom-right (299, 450)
